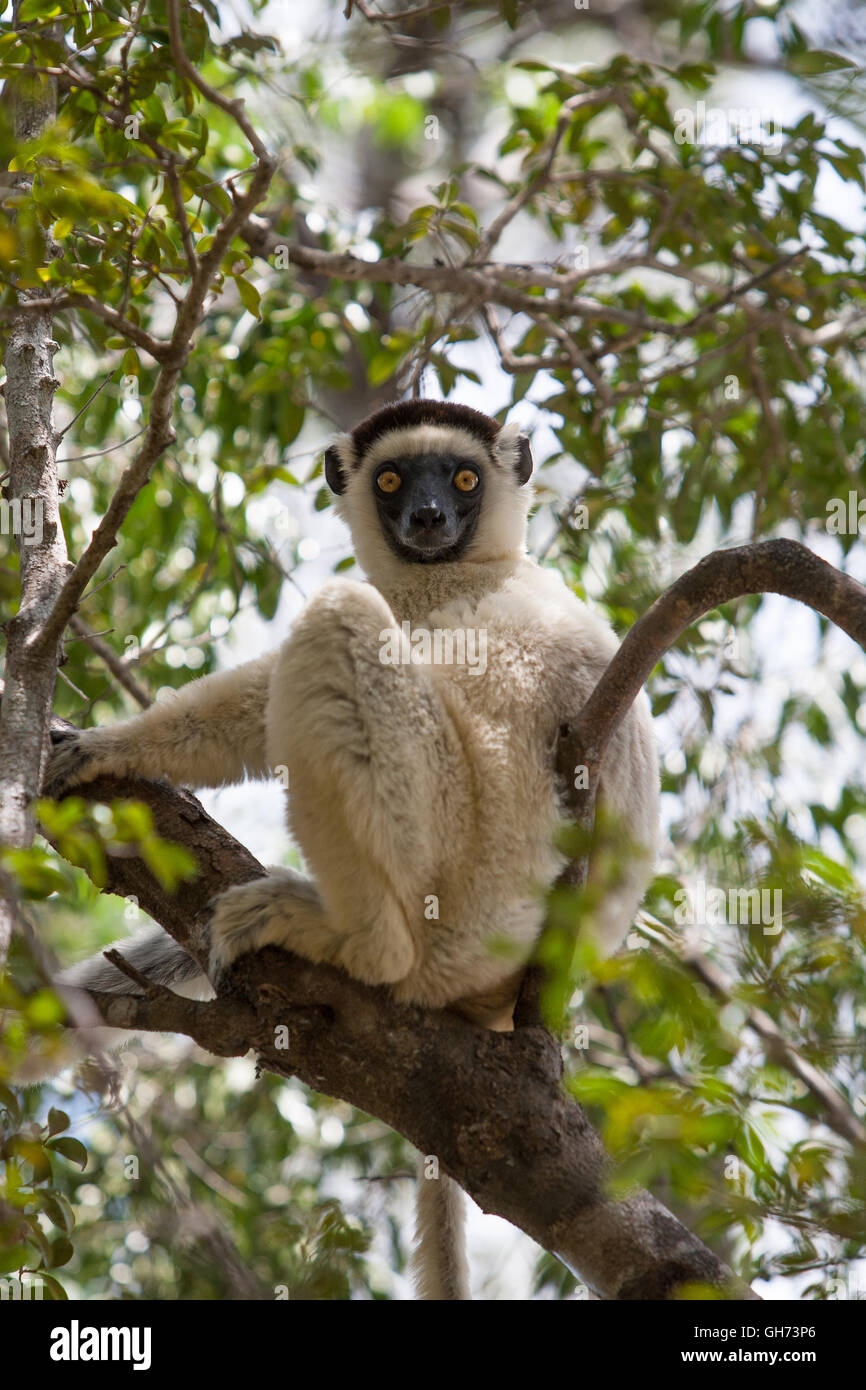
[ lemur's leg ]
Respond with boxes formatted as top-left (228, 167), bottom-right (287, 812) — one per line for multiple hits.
top-left (210, 580), bottom-right (472, 988)
top-left (46, 651), bottom-right (277, 794)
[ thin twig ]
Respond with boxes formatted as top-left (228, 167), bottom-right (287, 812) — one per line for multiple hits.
top-left (69, 614), bottom-right (152, 708)
top-left (58, 368), bottom-right (120, 438)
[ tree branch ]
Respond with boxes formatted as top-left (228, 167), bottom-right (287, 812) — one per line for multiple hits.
top-left (558, 539), bottom-right (866, 829)
top-left (68, 614), bottom-right (152, 709)
top-left (0, 27), bottom-right (67, 965)
top-left (44, 763), bottom-right (754, 1299)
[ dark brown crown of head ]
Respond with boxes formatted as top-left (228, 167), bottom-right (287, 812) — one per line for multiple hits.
top-left (350, 399), bottom-right (501, 459)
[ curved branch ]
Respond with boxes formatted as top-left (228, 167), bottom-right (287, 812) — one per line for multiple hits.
top-left (558, 539), bottom-right (866, 802)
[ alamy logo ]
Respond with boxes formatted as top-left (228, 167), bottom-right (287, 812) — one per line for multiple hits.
top-left (379, 621), bottom-right (487, 675)
top-left (673, 100), bottom-right (781, 151)
top-left (826, 491), bottom-right (866, 535)
top-left (0, 1275), bottom-right (43, 1300)
top-left (49, 1320), bottom-right (152, 1371)
top-left (674, 882), bottom-right (783, 936)
top-left (0, 496), bottom-right (43, 546)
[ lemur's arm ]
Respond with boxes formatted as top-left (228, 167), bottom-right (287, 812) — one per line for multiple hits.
top-left (46, 650), bottom-right (278, 794)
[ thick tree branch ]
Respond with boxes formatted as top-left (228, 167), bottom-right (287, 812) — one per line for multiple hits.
top-left (0, 31), bottom-right (67, 965)
top-left (32, 791), bottom-right (743, 1293)
top-left (45, 774), bottom-right (754, 1300)
top-left (88, 941), bottom-right (758, 1301)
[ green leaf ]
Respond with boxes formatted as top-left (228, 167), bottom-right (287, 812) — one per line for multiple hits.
top-left (0, 1081), bottom-right (22, 1125)
top-left (27, 989), bottom-right (65, 1027)
top-left (1, 845), bottom-right (67, 898)
top-left (48, 1236), bottom-right (75, 1269)
top-left (47, 1107), bottom-right (70, 1137)
top-left (40, 1273), bottom-right (69, 1301)
top-left (46, 1136), bottom-right (88, 1170)
top-left (0, 1245), bottom-right (29, 1274)
top-left (41, 1193), bottom-right (74, 1233)
top-left (788, 49), bottom-right (857, 75)
top-left (367, 351), bottom-right (399, 385)
top-left (18, 0), bottom-right (61, 17)
top-left (235, 275), bottom-right (262, 319)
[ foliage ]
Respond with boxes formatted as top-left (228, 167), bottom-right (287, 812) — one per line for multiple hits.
top-left (0, 1080), bottom-right (84, 1300)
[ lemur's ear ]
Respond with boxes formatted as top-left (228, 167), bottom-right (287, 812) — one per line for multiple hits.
top-left (493, 421), bottom-right (533, 485)
top-left (514, 435), bottom-right (533, 486)
top-left (324, 444), bottom-right (347, 495)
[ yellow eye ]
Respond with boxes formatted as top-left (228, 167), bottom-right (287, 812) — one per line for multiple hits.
top-left (454, 469), bottom-right (479, 493)
top-left (377, 470), bottom-right (402, 494)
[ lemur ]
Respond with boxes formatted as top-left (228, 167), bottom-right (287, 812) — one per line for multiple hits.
top-left (45, 399), bottom-right (660, 1300)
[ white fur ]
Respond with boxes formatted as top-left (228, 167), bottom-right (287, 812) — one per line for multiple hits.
top-left (491, 418), bottom-right (525, 471)
top-left (245, 555), bottom-right (657, 1011)
top-left (413, 1164), bottom-right (469, 1300)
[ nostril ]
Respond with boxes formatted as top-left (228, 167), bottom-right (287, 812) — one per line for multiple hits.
top-left (411, 506), bottom-right (445, 530)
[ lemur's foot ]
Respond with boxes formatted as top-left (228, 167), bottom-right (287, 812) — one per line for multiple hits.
top-left (207, 868), bottom-right (414, 990)
top-left (207, 869), bottom-right (324, 987)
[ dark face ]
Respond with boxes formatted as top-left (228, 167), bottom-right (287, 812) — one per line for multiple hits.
top-left (371, 453), bottom-right (485, 564)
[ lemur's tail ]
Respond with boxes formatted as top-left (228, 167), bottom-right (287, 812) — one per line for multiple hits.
top-left (60, 926), bottom-right (206, 996)
top-left (14, 929), bottom-right (210, 1083)
top-left (412, 1155), bottom-right (470, 1300)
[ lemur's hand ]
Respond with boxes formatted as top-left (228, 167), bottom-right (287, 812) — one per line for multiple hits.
top-left (44, 729), bottom-right (106, 797)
